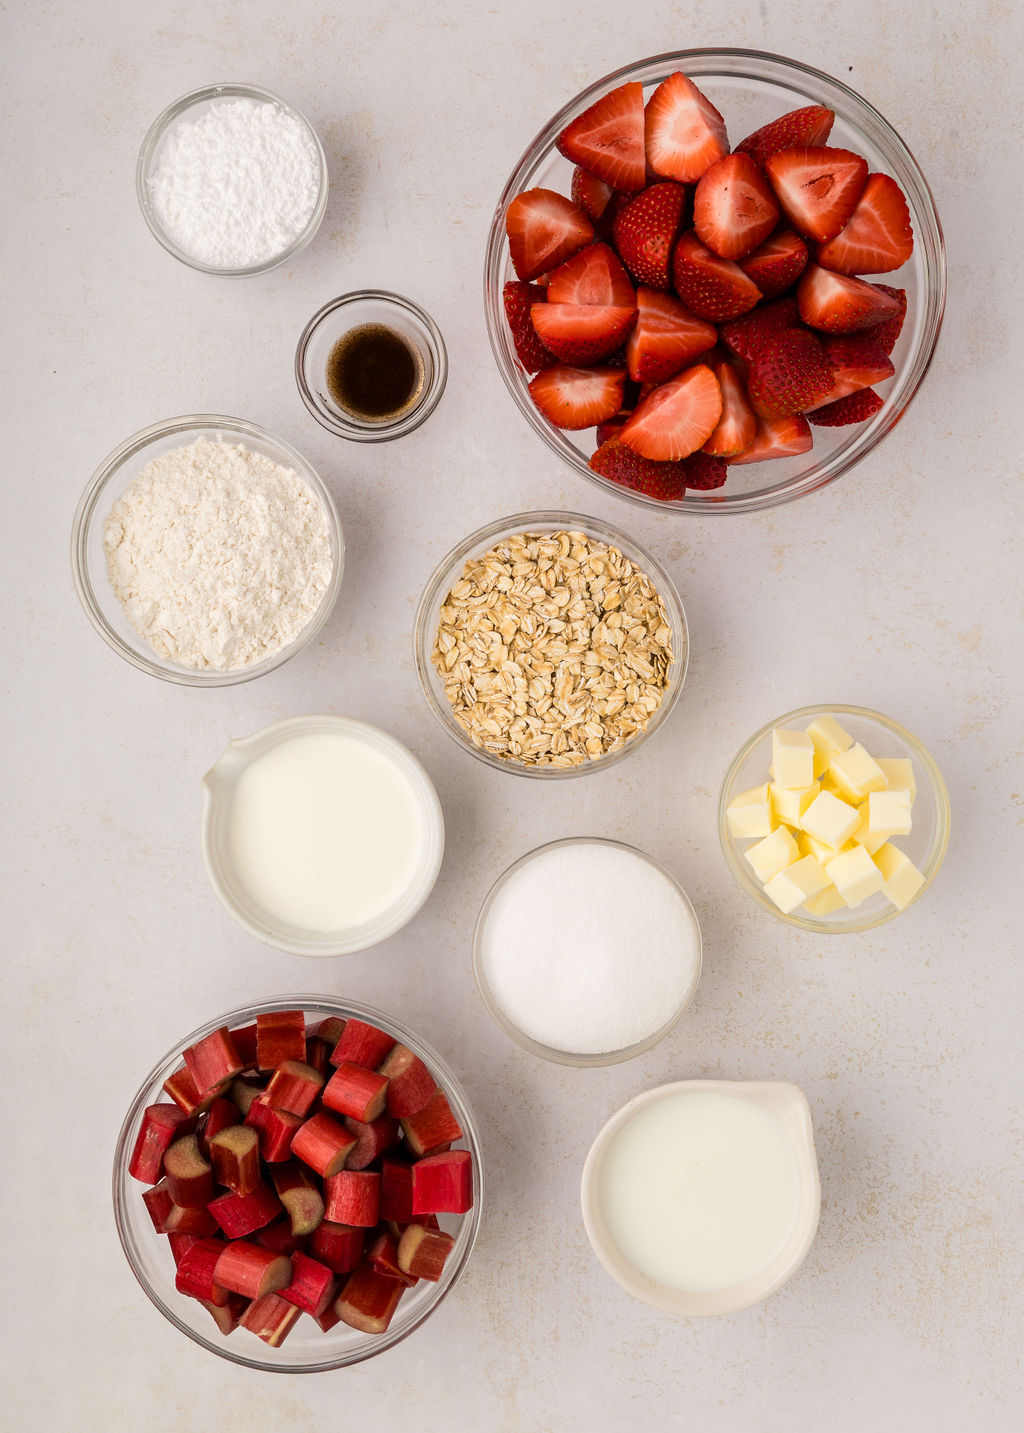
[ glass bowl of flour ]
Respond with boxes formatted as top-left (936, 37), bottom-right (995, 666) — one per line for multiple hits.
top-left (137, 84), bottom-right (328, 275)
top-left (71, 415), bottom-right (344, 686)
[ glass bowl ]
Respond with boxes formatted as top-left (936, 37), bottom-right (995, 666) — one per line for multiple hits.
top-left (112, 994), bottom-right (482, 1372)
top-left (413, 511), bottom-right (688, 778)
top-left (718, 704), bottom-right (950, 932)
top-left (483, 48), bottom-right (946, 515)
top-left (70, 415), bottom-right (344, 687)
top-left (137, 83), bottom-right (329, 276)
top-left (473, 837), bottom-right (702, 1066)
top-left (295, 291), bottom-right (448, 441)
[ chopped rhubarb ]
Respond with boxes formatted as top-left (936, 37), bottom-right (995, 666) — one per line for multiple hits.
top-left (198, 1097), bottom-right (240, 1157)
top-left (291, 1111), bottom-right (357, 1178)
top-left (279, 1251), bottom-right (337, 1317)
top-left (214, 1240), bottom-right (291, 1300)
top-left (311, 1016), bottom-right (347, 1047)
top-left (174, 1237), bottom-right (230, 1304)
top-left (324, 1170), bottom-right (381, 1228)
top-left (400, 1089), bottom-right (463, 1158)
top-left (334, 1265), bottom-right (404, 1335)
top-left (142, 1178), bottom-right (174, 1232)
top-left (323, 1062), bottom-right (389, 1123)
top-left (368, 1229), bottom-right (417, 1287)
top-left (167, 1231), bottom-right (202, 1267)
top-left (396, 1225), bottom-right (456, 1283)
top-left (160, 1202), bottom-right (218, 1236)
top-left (344, 1114), bottom-right (400, 1171)
top-left (314, 1303), bottom-right (342, 1333)
top-left (209, 1180), bottom-right (282, 1239)
top-left (411, 1150), bottom-right (474, 1215)
top-left (200, 1293), bottom-right (248, 1335)
top-left (270, 1161), bottom-right (325, 1237)
top-left (128, 1103), bottom-right (193, 1183)
top-left (208, 1124), bottom-right (261, 1196)
top-left (184, 1026), bottom-right (244, 1097)
top-left (378, 1044), bottom-right (436, 1118)
top-left (231, 1022), bottom-right (259, 1070)
top-left (240, 1291), bottom-right (302, 1347)
top-left (163, 1064), bottom-right (221, 1118)
top-left (310, 1221), bottom-right (365, 1274)
top-left (245, 1096), bottom-right (302, 1162)
top-left (255, 1218), bottom-right (307, 1256)
top-left (264, 1059), bottom-right (323, 1118)
top-left (329, 1018), bottom-right (395, 1070)
top-left (163, 1134), bottom-right (214, 1209)
top-left (256, 1010), bottom-right (307, 1070)
top-left (304, 1037), bottom-right (332, 1079)
top-left (229, 1073), bottom-right (268, 1117)
top-left (379, 1158), bottom-right (414, 1223)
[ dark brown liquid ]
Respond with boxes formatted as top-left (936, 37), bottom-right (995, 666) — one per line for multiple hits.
top-left (325, 323), bottom-right (422, 422)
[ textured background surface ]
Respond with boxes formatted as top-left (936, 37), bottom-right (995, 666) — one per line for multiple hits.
top-left (3, 0), bottom-right (1023, 1427)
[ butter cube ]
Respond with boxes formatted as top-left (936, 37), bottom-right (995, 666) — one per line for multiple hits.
top-left (828, 743), bottom-right (886, 802)
top-left (873, 843), bottom-right (926, 910)
top-left (771, 728), bottom-right (815, 790)
top-left (726, 783), bottom-right (775, 839)
top-left (763, 855), bottom-right (832, 914)
top-left (770, 780), bottom-right (819, 828)
top-left (799, 831), bottom-right (854, 862)
top-left (824, 844), bottom-right (885, 907)
top-left (800, 790), bottom-right (860, 848)
top-left (805, 715), bottom-right (854, 777)
top-left (803, 884), bottom-right (848, 917)
top-left (850, 804), bottom-right (889, 855)
top-left (744, 825), bottom-right (800, 883)
top-left (867, 789), bottom-right (913, 837)
top-left (877, 757), bottom-right (917, 800)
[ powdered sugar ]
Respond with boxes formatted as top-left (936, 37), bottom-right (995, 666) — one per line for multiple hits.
top-left (103, 438), bottom-right (333, 671)
top-left (148, 98), bottom-right (321, 268)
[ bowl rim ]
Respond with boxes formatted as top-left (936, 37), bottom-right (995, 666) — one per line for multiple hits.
top-left (472, 836), bottom-right (703, 1065)
top-left (112, 993), bottom-right (483, 1372)
top-left (412, 509), bottom-right (689, 778)
top-left (136, 82), bottom-right (329, 276)
top-left (483, 46), bottom-right (947, 515)
top-left (69, 413), bottom-right (345, 687)
top-left (717, 702), bottom-right (951, 932)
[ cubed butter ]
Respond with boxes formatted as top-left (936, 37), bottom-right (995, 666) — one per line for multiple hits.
top-left (873, 843), bottom-right (926, 910)
top-left (726, 783), bottom-right (775, 839)
top-left (877, 757), bottom-right (917, 800)
top-left (800, 789), bottom-right (860, 848)
top-left (799, 831), bottom-right (854, 862)
top-left (824, 844), bottom-right (885, 907)
top-left (770, 780), bottom-right (820, 828)
top-left (850, 805), bottom-right (889, 855)
top-left (866, 789), bottom-right (913, 837)
top-left (744, 824), bottom-right (800, 883)
top-left (771, 728), bottom-right (815, 790)
top-left (805, 714), bottom-right (854, 777)
top-left (763, 855), bottom-right (832, 914)
top-left (828, 742), bottom-right (887, 801)
top-left (803, 884), bottom-right (848, 917)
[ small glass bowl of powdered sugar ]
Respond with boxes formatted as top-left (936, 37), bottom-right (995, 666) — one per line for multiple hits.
top-left (137, 84), bottom-right (328, 275)
top-left (473, 837), bottom-right (703, 1066)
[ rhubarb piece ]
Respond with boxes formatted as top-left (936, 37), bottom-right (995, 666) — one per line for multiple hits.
top-left (380, 1159), bottom-right (415, 1223)
top-left (310, 1016), bottom-right (346, 1048)
top-left (324, 1170), bottom-right (381, 1228)
top-left (291, 1111), bottom-right (357, 1178)
top-left (163, 1134), bottom-right (214, 1209)
top-left (201, 1294), bottom-right (247, 1335)
top-left (256, 1011), bottom-right (307, 1070)
top-left (400, 1089), bottom-right (464, 1158)
top-left (264, 1059), bottom-right (324, 1118)
top-left (198, 1097), bottom-right (240, 1158)
top-left (411, 1150), bottom-right (474, 1216)
top-left (214, 1241), bottom-right (291, 1301)
top-left (323, 1062), bottom-right (389, 1123)
top-left (208, 1181), bottom-right (283, 1239)
top-left (344, 1114), bottom-right (401, 1171)
top-left (396, 1225), bottom-right (456, 1283)
top-left (167, 1231), bottom-right (202, 1266)
top-left (304, 1037), bottom-right (332, 1079)
top-left (314, 1303), bottom-right (342, 1333)
top-left (163, 1064), bottom-right (220, 1118)
top-left (271, 1161), bottom-right (326, 1237)
top-left (229, 1073), bottom-right (267, 1117)
top-left (377, 1045), bottom-right (436, 1119)
top-left (208, 1124), bottom-right (261, 1197)
top-left (160, 1202), bottom-right (218, 1236)
top-left (255, 1218), bottom-right (307, 1256)
top-left (245, 1096), bottom-right (303, 1162)
top-left (240, 1291), bottom-right (302, 1347)
top-left (334, 1265), bottom-right (404, 1335)
top-left (230, 1022), bottom-right (259, 1070)
top-left (175, 1237), bottom-right (230, 1305)
top-left (329, 1018), bottom-right (395, 1070)
top-left (184, 1026), bottom-right (244, 1097)
top-left (141, 1178), bottom-right (174, 1232)
top-left (279, 1251), bottom-right (337, 1317)
top-left (128, 1104), bottom-right (193, 1184)
top-left (311, 1221), bottom-right (365, 1274)
top-left (368, 1229), bottom-right (418, 1287)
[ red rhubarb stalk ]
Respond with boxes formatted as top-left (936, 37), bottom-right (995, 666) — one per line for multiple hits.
top-left (344, 1114), bottom-right (400, 1171)
top-left (245, 1096), bottom-right (302, 1162)
top-left (378, 1044), bottom-right (436, 1118)
top-left (323, 1062), bottom-right (389, 1123)
top-left (214, 1241), bottom-right (291, 1300)
top-left (411, 1149), bottom-right (474, 1215)
top-left (279, 1251), bottom-right (337, 1317)
top-left (334, 1265), bottom-right (404, 1334)
top-left (400, 1088), bottom-right (463, 1157)
top-left (396, 1225), bottom-right (456, 1283)
top-left (200, 1293), bottom-right (248, 1335)
top-left (184, 1026), bottom-right (244, 1097)
top-left (256, 1011), bottom-right (307, 1070)
top-left (240, 1291), bottom-right (302, 1346)
top-left (128, 1104), bottom-right (193, 1183)
top-left (379, 1158), bottom-right (414, 1223)
top-left (310, 1221), bottom-right (365, 1274)
top-left (270, 1161), bottom-right (326, 1237)
top-left (208, 1124), bottom-right (261, 1196)
top-left (329, 1019), bottom-right (395, 1070)
top-left (290, 1111), bottom-right (357, 1178)
top-left (174, 1237), bottom-right (230, 1304)
top-left (209, 1181), bottom-right (282, 1239)
top-left (163, 1134), bottom-right (214, 1208)
top-left (324, 1170), bottom-right (380, 1228)
top-left (264, 1059), bottom-right (323, 1118)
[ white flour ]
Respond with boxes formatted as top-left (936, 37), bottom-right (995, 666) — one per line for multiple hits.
top-left (149, 98), bottom-right (320, 268)
top-left (103, 438), bottom-right (333, 671)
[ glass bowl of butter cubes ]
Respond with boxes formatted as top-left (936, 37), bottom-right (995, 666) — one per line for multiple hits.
top-left (719, 705), bottom-right (950, 932)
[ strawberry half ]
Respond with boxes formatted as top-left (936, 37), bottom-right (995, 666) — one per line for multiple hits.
top-left (527, 365), bottom-right (625, 429)
top-left (645, 71), bottom-right (729, 183)
top-left (671, 231), bottom-right (762, 320)
top-left (502, 281), bottom-right (557, 373)
top-left (817, 173), bottom-right (914, 274)
top-left (682, 452), bottom-right (728, 490)
top-left (530, 303), bottom-right (637, 364)
top-left (546, 242), bottom-right (635, 306)
top-left (557, 81), bottom-right (646, 193)
top-left (807, 388), bottom-right (885, 426)
top-left (735, 105), bottom-right (835, 169)
top-left (869, 285), bottom-right (908, 354)
top-left (728, 413), bottom-right (813, 465)
top-left (506, 188), bottom-right (594, 281)
top-left (702, 359), bottom-right (757, 457)
top-left (612, 182), bottom-right (688, 289)
top-left (589, 438), bottom-right (690, 502)
top-left (747, 328), bottom-right (834, 419)
top-left (764, 146), bottom-right (869, 244)
top-left (797, 263), bottom-right (900, 333)
top-left (719, 295), bottom-right (799, 364)
top-left (571, 166), bottom-right (614, 223)
top-left (739, 229), bottom-right (809, 299)
top-left (625, 288), bottom-right (717, 384)
top-left (814, 333), bottom-right (894, 404)
top-left (692, 153), bottom-right (780, 260)
top-left (618, 363), bottom-right (723, 460)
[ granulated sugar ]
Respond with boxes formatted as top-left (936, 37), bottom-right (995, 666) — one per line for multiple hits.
top-left (478, 841), bottom-right (700, 1056)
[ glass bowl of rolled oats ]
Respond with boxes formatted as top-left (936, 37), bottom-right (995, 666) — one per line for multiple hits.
top-left (413, 512), bottom-right (688, 777)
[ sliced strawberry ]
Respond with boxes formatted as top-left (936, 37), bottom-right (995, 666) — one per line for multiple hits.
top-left (644, 72), bottom-right (729, 183)
top-left (692, 153), bottom-right (780, 261)
top-left (728, 413), bottom-right (813, 464)
top-left (546, 242), bottom-right (635, 306)
top-left (797, 263), bottom-right (900, 333)
top-left (739, 228), bottom-right (808, 299)
top-left (747, 328), bottom-right (834, 419)
top-left (812, 333), bottom-right (894, 405)
top-left (671, 230), bottom-right (762, 321)
top-left (618, 363), bottom-right (723, 460)
top-left (506, 188), bottom-right (594, 281)
top-left (530, 303), bottom-right (636, 364)
top-left (870, 285), bottom-right (908, 354)
top-left (556, 81), bottom-right (646, 193)
top-left (502, 281), bottom-right (557, 373)
top-left (682, 452), bottom-right (728, 489)
top-left (589, 438), bottom-right (689, 502)
top-left (702, 359), bottom-right (757, 457)
top-left (807, 388), bottom-right (885, 426)
top-left (528, 365), bottom-right (626, 430)
top-left (611, 182), bottom-right (688, 289)
top-left (735, 106), bottom-right (835, 169)
top-left (817, 173), bottom-right (914, 274)
top-left (571, 166), bottom-right (614, 223)
top-left (764, 147), bottom-right (869, 243)
top-left (719, 295), bottom-right (799, 364)
top-left (625, 287), bottom-right (716, 384)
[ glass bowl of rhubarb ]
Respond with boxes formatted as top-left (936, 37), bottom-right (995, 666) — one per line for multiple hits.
top-left (483, 48), bottom-right (945, 514)
top-left (112, 996), bottom-right (482, 1371)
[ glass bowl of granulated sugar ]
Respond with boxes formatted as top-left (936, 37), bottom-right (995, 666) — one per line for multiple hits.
top-left (71, 415), bottom-right (344, 687)
top-left (137, 84), bottom-right (328, 275)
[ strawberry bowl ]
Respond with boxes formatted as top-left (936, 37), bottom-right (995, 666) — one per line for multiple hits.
top-left (484, 49), bottom-right (945, 514)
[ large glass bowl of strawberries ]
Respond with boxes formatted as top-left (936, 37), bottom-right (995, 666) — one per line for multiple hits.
top-left (484, 49), bottom-right (945, 513)
top-left (112, 996), bottom-right (482, 1371)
